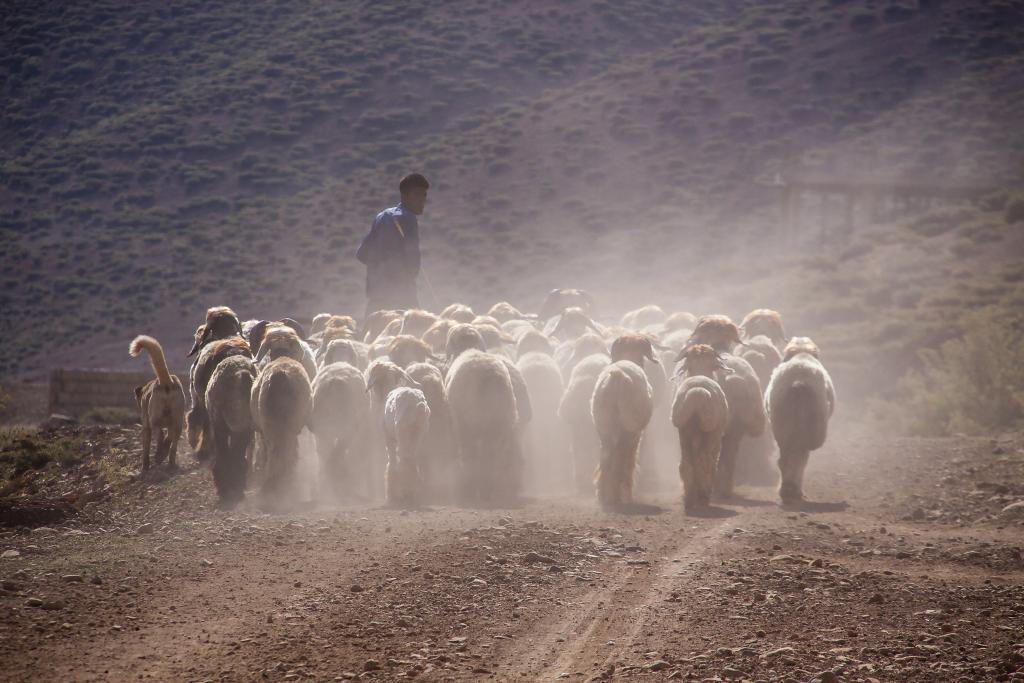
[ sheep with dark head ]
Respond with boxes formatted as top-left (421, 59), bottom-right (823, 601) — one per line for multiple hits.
top-left (540, 288), bottom-right (595, 321)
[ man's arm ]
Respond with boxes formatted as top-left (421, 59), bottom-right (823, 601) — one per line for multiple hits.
top-left (355, 216), bottom-right (382, 265)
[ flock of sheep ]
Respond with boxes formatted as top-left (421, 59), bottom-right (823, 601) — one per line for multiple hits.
top-left (128, 289), bottom-right (835, 513)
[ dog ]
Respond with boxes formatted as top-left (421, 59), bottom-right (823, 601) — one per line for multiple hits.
top-left (130, 335), bottom-right (186, 470)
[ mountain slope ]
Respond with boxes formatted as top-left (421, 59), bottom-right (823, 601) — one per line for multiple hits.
top-left (1, 0), bottom-right (1023, 390)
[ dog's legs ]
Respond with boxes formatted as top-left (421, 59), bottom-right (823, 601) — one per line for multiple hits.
top-left (167, 423), bottom-right (181, 468)
top-left (141, 425), bottom-right (152, 471)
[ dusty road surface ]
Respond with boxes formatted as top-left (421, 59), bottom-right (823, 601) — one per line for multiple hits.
top-left (2, 427), bottom-right (1023, 682)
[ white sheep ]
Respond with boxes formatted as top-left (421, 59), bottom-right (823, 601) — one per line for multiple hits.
top-left (590, 350), bottom-right (654, 508)
top-left (671, 345), bottom-right (730, 512)
top-left (516, 351), bottom-right (567, 495)
top-left (364, 359), bottom-right (413, 500)
top-left (445, 349), bottom-right (522, 505)
top-left (765, 337), bottom-right (835, 504)
top-left (310, 361), bottom-right (370, 501)
top-left (558, 353), bottom-right (611, 494)
top-left (735, 333), bottom-right (785, 487)
top-left (383, 386), bottom-right (431, 507)
top-left (620, 304), bottom-right (667, 331)
top-left (406, 362), bottom-right (454, 504)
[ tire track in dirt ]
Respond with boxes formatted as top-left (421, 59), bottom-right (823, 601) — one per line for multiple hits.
top-left (490, 505), bottom-right (756, 681)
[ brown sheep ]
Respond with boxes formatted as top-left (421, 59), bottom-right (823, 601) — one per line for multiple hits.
top-left (686, 315), bottom-right (766, 499)
top-left (740, 309), bottom-right (787, 351)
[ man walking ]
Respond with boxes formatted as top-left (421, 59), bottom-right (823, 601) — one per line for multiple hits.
top-left (356, 173), bottom-right (429, 316)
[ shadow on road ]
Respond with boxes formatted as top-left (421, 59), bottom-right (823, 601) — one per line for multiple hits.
top-left (603, 501), bottom-right (667, 516)
top-left (782, 499), bottom-right (850, 513)
top-left (685, 505), bottom-right (739, 519)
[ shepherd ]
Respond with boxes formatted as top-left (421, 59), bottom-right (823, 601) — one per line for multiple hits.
top-left (356, 173), bottom-right (430, 318)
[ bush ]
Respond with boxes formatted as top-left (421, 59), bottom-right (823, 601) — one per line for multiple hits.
top-left (885, 309), bottom-right (1024, 435)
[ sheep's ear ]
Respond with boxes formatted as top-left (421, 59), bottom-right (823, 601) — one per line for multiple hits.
top-left (188, 326), bottom-right (213, 357)
top-left (234, 317), bottom-right (244, 337)
top-left (673, 344), bottom-right (692, 363)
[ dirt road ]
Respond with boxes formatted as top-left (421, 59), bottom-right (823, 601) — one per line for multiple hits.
top-left (2, 428), bottom-right (1023, 682)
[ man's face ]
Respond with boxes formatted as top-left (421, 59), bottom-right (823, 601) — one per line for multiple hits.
top-left (402, 187), bottom-right (428, 215)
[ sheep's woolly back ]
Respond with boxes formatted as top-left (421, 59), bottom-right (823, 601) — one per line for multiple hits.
top-left (387, 335), bottom-right (433, 368)
top-left (445, 323), bottom-right (487, 360)
top-left (487, 301), bottom-right (524, 323)
top-left (740, 335), bottom-right (784, 390)
top-left (310, 361), bottom-right (368, 437)
top-left (559, 353), bottom-right (611, 425)
top-left (129, 335), bottom-right (174, 387)
top-left (591, 360), bottom-right (654, 437)
top-left (663, 311), bottom-right (697, 332)
top-left (251, 357), bottom-right (312, 440)
top-left (620, 304), bottom-right (667, 331)
top-left (421, 319), bottom-right (456, 354)
top-left (365, 359), bottom-right (408, 404)
top-left (475, 323), bottom-right (513, 352)
top-left (440, 303), bottom-right (475, 323)
top-left (672, 375), bottom-right (729, 434)
top-left (400, 309), bottom-right (439, 338)
top-left (383, 387), bottom-right (431, 441)
top-left (516, 329), bottom-right (554, 358)
top-left (765, 351), bottom-right (835, 453)
top-left (717, 354), bottom-right (767, 437)
top-left (363, 310), bottom-right (402, 343)
top-left (445, 350), bottom-right (518, 432)
top-left (406, 362), bottom-right (447, 414)
top-left (321, 339), bottom-right (368, 370)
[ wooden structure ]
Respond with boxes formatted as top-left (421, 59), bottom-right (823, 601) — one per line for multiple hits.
top-left (48, 369), bottom-right (189, 417)
top-left (775, 175), bottom-right (995, 240)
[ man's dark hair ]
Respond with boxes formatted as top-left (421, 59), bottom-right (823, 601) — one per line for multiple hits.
top-left (399, 173), bottom-right (430, 194)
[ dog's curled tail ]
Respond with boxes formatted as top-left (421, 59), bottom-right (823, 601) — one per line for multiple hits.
top-left (130, 335), bottom-right (174, 387)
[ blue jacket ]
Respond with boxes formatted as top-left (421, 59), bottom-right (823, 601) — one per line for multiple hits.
top-left (356, 203), bottom-right (420, 306)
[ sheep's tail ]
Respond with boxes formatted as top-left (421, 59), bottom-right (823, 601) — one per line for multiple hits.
top-left (130, 335), bottom-right (174, 387)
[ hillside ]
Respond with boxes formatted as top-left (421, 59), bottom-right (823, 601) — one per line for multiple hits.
top-left (2, 0), bottom-right (1023, 399)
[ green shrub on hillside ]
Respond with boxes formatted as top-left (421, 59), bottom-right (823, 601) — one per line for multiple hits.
top-left (885, 309), bottom-right (1024, 435)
